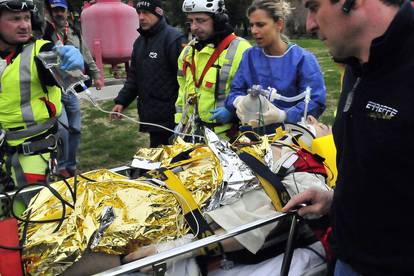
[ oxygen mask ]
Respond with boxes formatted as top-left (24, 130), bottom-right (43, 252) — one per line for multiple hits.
top-left (238, 93), bottom-right (271, 125)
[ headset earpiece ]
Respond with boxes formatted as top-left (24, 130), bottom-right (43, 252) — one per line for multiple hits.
top-left (213, 0), bottom-right (229, 26)
top-left (214, 12), bottom-right (228, 24)
top-left (342, 0), bottom-right (356, 13)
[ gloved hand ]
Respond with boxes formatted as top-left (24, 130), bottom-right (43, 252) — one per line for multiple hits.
top-left (249, 103), bottom-right (286, 128)
top-left (209, 107), bottom-right (233, 124)
top-left (233, 95), bottom-right (249, 124)
top-left (56, 45), bottom-right (85, 71)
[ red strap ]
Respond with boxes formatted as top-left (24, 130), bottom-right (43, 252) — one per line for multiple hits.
top-left (187, 33), bottom-right (237, 88)
top-left (39, 97), bottom-right (57, 118)
top-left (4, 50), bottom-right (16, 65)
top-left (51, 21), bottom-right (69, 44)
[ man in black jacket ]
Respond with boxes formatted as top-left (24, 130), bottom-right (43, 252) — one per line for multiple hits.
top-left (283, 0), bottom-right (414, 275)
top-left (111, 0), bottom-right (186, 147)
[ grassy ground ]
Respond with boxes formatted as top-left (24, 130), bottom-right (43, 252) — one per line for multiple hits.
top-left (292, 39), bottom-right (342, 124)
top-left (78, 39), bottom-right (341, 171)
top-left (79, 100), bottom-right (146, 171)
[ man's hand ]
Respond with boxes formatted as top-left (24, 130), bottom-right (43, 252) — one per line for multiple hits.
top-left (110, 104), bottom-right (124, 120)
top-left (94, 78), bottom-right (104, 90)
top-left (282, 188), bottom-right (334, 217)
top-left (57, 45), bottom-right (85, 71)
top-left (122, 245), bottom-right (156, 272)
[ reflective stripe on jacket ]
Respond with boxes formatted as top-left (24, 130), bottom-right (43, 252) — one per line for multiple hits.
top-left (0, 40), bottom-right (62, 146)
top-left (175, 36), bottom-right (251, 136)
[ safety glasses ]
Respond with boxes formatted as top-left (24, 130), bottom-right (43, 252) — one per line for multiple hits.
top-left (0, 0), bottom-right (35, 12)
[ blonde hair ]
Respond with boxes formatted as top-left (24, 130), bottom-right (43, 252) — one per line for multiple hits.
top-left (247, 0), bottom-right (292, 42)
top-left (247, 0), bottom-right (292, 22)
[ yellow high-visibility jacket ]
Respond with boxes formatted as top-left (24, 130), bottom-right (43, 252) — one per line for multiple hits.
top-left (0, 40), bottom-right (62, 146)
top-left (175, 36), bottom-right (251, 138)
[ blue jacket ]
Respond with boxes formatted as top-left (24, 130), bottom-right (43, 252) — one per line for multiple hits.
top-left (225, 45), bottom-right (326, 123)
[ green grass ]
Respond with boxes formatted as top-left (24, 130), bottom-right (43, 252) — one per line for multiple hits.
top-left (78, 39), bottom-right (341, 171)
top-left (292, 39), bottom-right (342, 124)
top-left (78, 100), bottom-right (147, 172)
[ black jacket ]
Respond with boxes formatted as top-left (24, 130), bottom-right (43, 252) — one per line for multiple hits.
top-left (114, 18), bottom-right (186, 132)
top-left (332, 2), bottom-right (414, 275)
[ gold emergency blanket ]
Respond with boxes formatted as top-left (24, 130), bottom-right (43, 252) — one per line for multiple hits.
top-left (22, 142), bottom-right (223, 275)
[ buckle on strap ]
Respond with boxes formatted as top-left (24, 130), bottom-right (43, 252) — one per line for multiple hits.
top-left (20, 134), bottom-right (57, 155)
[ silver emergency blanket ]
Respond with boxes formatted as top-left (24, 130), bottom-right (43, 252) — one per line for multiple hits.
top-left (204, 128), bottom-right (260, 211)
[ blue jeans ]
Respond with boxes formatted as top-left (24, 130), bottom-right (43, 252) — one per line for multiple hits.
top-left (58, 93), bottom-right (81, 172)
top-left (334, 260), bottom-right (360, 276)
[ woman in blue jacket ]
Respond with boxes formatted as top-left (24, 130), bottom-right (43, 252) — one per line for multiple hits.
top-left (225, 0), bottom-right (326, 130)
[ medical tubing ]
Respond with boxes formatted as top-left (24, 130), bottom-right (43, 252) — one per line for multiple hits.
top-left (302, 87), bottom-right (311, 121)
top-left (80, 89), bottom-right (205, 141)
top-left (272, 90), bottom-right (308, 102)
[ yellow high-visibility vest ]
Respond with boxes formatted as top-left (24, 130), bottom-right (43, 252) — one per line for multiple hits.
top-left (0, 40), bottom-right (62, 146)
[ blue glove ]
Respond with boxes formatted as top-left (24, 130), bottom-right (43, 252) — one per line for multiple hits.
top-left (56, 45), bottom-right (85, 71)
top-left (209, 107), bottom-right (233, 124)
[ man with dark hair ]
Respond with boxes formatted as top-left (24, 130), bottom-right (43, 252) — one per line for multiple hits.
top-left (111, 0), bottom-right (186, 148)
top-left (283, 0), bottom-right (414, 275)
top-left (175, 0), bottom-right (251, 141)
top-left (0, 0), bottom-right (84, 189)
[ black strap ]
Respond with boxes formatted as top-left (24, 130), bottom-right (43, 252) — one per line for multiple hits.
top-left (214, 64), bottom-right (221, 101)
top-left (17, 134), bottom-right (57, 156)
top-left (239, 152), bottom-right (291, 206)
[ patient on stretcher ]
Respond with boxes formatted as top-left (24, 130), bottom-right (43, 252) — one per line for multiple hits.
top-left (21, 116), bottom-right (334, 276)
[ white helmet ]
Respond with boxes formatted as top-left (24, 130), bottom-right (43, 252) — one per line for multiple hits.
top-left (182, 0), bottom-right (225, 14)
top-left (0, 0), bottom-right (34, 11)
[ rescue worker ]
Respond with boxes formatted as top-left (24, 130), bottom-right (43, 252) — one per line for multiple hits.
top-left (43, 0), bottom-right (103, 177)
top-left (283, 0), bottom-right (414, 274)
top-left (111, 0), bottom-right (186, 148)
top-left (0, 0), bottom-right (84, 190)
top-left (226, 0), bottom-right (326, 134)
top-left (175, 0), bottom-right (251, 141)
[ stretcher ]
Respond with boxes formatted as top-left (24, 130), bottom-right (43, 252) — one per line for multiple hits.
top-left (0, 165), bottom-right (327, 276)
top-left (1, 125), bottom-right (333, 276)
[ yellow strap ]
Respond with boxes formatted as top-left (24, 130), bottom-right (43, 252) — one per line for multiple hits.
top-left (256, 175), bottom-right (285, 211)
top-left (160, 169), bottom-right (223, 256)
top-left (240, 148), bottom-right (285, 211)
top-left (162, 169), bottom-right (200, 214)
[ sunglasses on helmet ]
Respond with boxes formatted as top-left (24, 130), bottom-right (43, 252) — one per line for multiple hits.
top-left (0, 0), bottom-right (35, 11)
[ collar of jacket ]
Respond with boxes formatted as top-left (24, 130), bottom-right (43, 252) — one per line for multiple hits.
top-left (193, 23), bottom-right (234, 51)
top-left (137, 17), bottom-right (166, 38)
top-left (339, 1), bottom-right (413, 76)
top-left (0, 44), bottom-right (24, 61)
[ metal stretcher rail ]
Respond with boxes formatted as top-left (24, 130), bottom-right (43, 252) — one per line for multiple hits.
top-left (94, 212), bottom-right (295, 276)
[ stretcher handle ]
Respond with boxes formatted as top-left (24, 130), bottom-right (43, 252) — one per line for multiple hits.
top-left (94, 212), bottom-right (289, 276)
top-left (280, 211), bottom-right (300, 276)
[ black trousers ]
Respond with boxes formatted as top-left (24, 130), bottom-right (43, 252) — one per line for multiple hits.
top-left (149, 130), bottom-right (172, 148)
